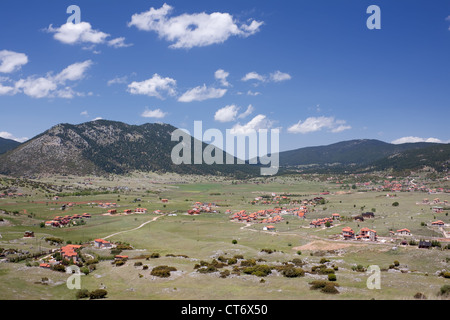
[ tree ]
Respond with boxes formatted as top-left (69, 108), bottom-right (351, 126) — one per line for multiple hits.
top-left (392, 202), bottom-right (399, 207)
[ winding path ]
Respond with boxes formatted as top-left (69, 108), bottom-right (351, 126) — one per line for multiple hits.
top-left (103, 215), bottom-right (164, 240)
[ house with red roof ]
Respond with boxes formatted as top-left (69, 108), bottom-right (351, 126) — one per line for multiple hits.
top-left (94, 239), bottom-right (112, 249)
top-left (342, 227), bottom-right (355, 239)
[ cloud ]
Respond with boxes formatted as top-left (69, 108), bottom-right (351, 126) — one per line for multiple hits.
top-left (141, 108), bottom-right (167, 119)
top-left (242, 72), bottom-right (265, 82)
top-left (178, 84), bottom-right (226, 102)
top-left (237, 104), bottom-right (254, 119)
top-left (215, 69), bottom-right (230, 87)
top-left (230, 114), bottom-right (274, 135)
top-left (107, 37), bottom-right (133, 48)
top-left (46, 22), bottom-right (131, 48)
top-left (391, 136), bottom-right (445, 144)
top-left (242, 70), bottom-right (291, 83)
top-left (247, 90), bottom-right (261, 96)
top-left (128, 74), bottom-right (177, 99)
top-left (270, 70), bottom-right (292, 82)
top-left (0, 131), bottom-right (28, 143)
top-left (107, 75), bottom-right (128, 86)
top-left (214, 105), bottom-right (239, 122)
top-left (91, 117), bottom-right (103, 121)
top-left (288, 116), bottom-right (351, 134)
top-left (53, 60), bottom-right (93, 83)
top-left (0, 50), bottom-right (28, 73)
top-left (128, 3), bottom-right (263, 49)
top-left (0, 60), bottom-right (92, 99)
top-left (80, 111), bottom-right (89, 116)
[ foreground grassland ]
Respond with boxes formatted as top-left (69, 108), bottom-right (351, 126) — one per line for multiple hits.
top-left (0, 173), bottom-right (449, 300)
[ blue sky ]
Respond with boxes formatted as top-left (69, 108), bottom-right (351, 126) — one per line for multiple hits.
top-left (0, 0), bottom-right (449, 152)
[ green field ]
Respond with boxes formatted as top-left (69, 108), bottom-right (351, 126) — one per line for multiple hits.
top-left (0, 173), bottom-right (449, 300)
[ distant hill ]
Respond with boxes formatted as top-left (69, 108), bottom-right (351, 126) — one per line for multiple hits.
top-left (0, 137), bottom-right (21, 155)
top-left (0, 120), bottom-right (259, 178)
top-left (362, 143), bottom-right (450, 173)
top-left (278, 139), bottom-right (441, 167)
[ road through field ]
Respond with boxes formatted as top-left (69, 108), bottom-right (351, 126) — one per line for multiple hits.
top-left (103, 215), bottom-right (164, 240)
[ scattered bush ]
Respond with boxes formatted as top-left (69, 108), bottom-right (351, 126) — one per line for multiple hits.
top-left (439, 285), bottom-right (450, 297)
top-left (232, 240), bottom-right (237, 245)
top-left (309, 280), bottom-right (340, 294)
top-left (413, 292), bottom-right (427, 300)
top-left (243, 265), bottom-right (272, 277)
top-left (151, 265), bottom-right (177, 278)
top-left (76, 289), bottom-right (90, 300)
top-left (328, 274), bottom-right (337, 281)
top-left (89, 289), bottom-right (108, 300)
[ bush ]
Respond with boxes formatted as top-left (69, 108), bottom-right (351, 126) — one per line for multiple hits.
top-left (232, 240), bottom-right (238, 245)
top-left (243, 265), bottom-right (272, 277)
top-left (151, 265), bottom-right (177, 278)
top-left (328, 274), bottom-right (337, 281)
top-left (392, 202), bottom-right (399, 207)
top-left (76, 289), bottom-right (90, 300)
top-left (309, 280), bottom-right (340, 294)
top-left (413, 292), bottom-right (427, 300)
top-left (150, 252), bottom-right (160, 259)
top-left (89, 289), bottom-right (108, 300)
top-left (439, 285), bottom-right (450, 297)
top-left (280, 266), bottom-right (305, 278)
top-left (320, 258), bottom-right (330, 264)
top-left (393, 260), bottom-right (400, 267)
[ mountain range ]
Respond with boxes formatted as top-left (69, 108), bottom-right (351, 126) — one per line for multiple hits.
top-left (0, 120), bottom-right (448, 177)
top-left (0, 137), bottom-right (21, 155)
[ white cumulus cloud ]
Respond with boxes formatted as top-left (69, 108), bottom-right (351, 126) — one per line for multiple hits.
top-left (141, 108), bottom-right (168, 119)
top-left (215, 69), bottom-right (230, 87)
top-left (128, 74), bottom-right (177, 99)
top-left (46, 22), bottom-right (131, 49)
top-left (0, 131), bottom-right (28, 143)
top-left (128, 3), bottom-right (263, 49)
top-left (288, 116), bottom-right (351, 134)
top-left (214, 105), bottom-right (239, 122)
top-left (230, 114), bottom-right (274, 135)
top-left (391, 136), bottom-right (444, 144)
top-left (0, 50), bottom-right (28, 73)
top-left (178, 84), bottom-right (226, 102)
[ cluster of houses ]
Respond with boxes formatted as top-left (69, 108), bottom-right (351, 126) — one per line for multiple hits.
top-left (40, 238), bottom-right (116, 269)
top-left (310, 213), bottom-right (340, 228)
top-left (187, 202), bottom-right (219, 215)
top-left (44, 213), bottom-right (91, 227)
top-left (0, 192), bottom-right (26, 198)
top-left (342, 226), bottom-right (378, 241)
top-left (104, 208), bottom-right (148, 216)
top-left (230, 209), bottom-right (284, 224)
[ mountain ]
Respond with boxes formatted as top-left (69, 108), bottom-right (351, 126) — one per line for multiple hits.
top-left (0, 120), bottom-right (259, 178)
top-left (362, 143), bottom-right (450, 173)
top-left (278, 139), bottom-right (441, 167)
top-left (0, 137), bottom-right (21, 155)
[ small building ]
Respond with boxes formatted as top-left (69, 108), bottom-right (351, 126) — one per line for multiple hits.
top-left (357, 227), bottom-right (377, 241)
top-left (94, 239), bottom-right (112, 249)
top-left (39, 263), bottom-right (51, 269)
top-left (332, 213), bottom-right (341, 220)
top-left (342, 227), bottom-right (355, 240)
top-left (161, 199), bottom-right (169, 203)
top-left (432, 207), bottom-right (444, 213)
top-left (431, 220), bottom-right (445, 226)
top-left (264, 225), bottom-right (276, 231)
top-left (418, 240), bottom-right (432, 249)
top-left (82, 213), bottom-right (91, 218)
top-left (362, 212), bottom-right (375, 219)
top-left (396, 228), bottom-right (411, 236)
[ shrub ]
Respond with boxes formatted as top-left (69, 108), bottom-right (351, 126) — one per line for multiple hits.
top-left (232, 240), bottom-right (238, 245)
top-left (393, 260), bottom-right (400, 267)
top-left (322, 282), bottom-right (339, 294)
top-left (227, 258), bottom-right (237, 265)
top-left (309, 280), bottom-right (340, 294)
top-left (296, 251), bottom-right (302, 255)
top-left (392, 202), bottom-right (399, 207)
top-left (89, 289), bottom-right (108, 300)
top-left (243, 265), bottom-right (272, 277)
top-left (134, 262), bottom-right (143, 267)
top-left (320, 258), bottom-right (330, 264)
top-left (151, 265), bottom-right (177, 278)
top-left (413, 292), bottom-right (427, 300)
top-left (76, 289), bottom-right (90, 300)
top-left (441, 272), bottom-right (450, 279)
top-left (328, 274), bottom-right (337, 282)
top-left (439, 285), bottom-right (450, 297)
top-left (220, 270), bottom-right (230, 278)
top-left (150, 252), bottom-right (160, 259)
top-left (240, 259), bottom-right (256, 267)
top-left (281, 266), bottom-right (305, 278)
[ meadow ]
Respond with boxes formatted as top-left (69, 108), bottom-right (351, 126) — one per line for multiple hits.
top-left (0, 173), bottom-right (449, 300)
